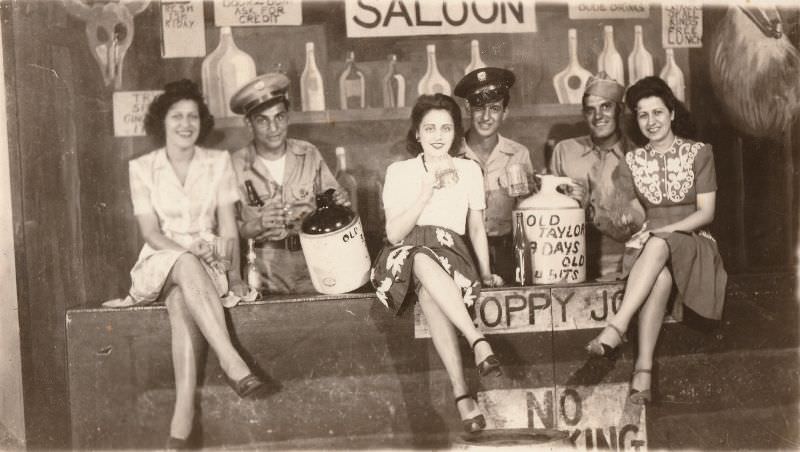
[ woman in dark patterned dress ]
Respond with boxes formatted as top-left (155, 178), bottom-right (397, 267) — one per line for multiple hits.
top-left (585, 77), bottom-right (727, 405)
top-left (371, 94), bottom-right (504, 433)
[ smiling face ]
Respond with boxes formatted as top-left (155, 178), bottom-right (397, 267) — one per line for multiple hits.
top-left (417, 109), bottom-right (455, 158)
top-left (467, 99), bottom-right (507, 139)
top-left (164, 99), bottom-right (200, 151)
top-left (635, 95), bottom-right (675, 148)
top-left (248, 102), bottom-right (289, 154)
top-left (583, 94), bottom-right (620, 143)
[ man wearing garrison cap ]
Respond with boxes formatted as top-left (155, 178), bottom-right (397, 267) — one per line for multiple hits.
top-left (455, 67), bottom-right (536, 285)
top-left (229, 72), bottom-right (348, 295)
top-left (550, 72), bottom-right (644, 280)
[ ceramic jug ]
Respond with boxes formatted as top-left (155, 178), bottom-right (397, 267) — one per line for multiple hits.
top-left (514, 175), bottom-right (586, 284)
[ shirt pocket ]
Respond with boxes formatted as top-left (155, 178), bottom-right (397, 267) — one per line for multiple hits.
top-left (287, 182), bottom-right (314, 205)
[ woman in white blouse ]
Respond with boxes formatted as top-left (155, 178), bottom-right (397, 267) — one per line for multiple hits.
top-left (371, 94), bottom-right (504, 434)
top-left (120, 80), bottom-right (270, 447)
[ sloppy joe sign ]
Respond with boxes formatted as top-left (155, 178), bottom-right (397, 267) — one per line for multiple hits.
top-left (345, 0), bottom-right (538, 38)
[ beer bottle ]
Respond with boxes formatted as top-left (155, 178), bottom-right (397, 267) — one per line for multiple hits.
top-left (245, 238), bottom-right (262, 295)
top-left (244, 180), bottom-right (265, 207)
top-left (335, 147), bottom-right (359, 215)
top-left (513, 211), bottom-right (531, 286)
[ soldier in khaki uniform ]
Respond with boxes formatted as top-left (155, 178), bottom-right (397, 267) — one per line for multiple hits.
top-left (454, 68), bottom-right (535, 284)
top-left (229, 73), bottom-right (348, 294)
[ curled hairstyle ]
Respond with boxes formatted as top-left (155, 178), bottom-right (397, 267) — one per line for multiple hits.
top-left (144, 79), bottom-right (215, 144)
top-left (625, 76), bottom-right (695, 146)
top-left (406, 94), bottom-right (464, 156)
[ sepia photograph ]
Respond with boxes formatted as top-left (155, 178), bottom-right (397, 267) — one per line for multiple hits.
top-left (0, 0), bottom-right (797, 450)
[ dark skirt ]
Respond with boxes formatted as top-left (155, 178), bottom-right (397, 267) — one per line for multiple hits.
top-left (370, 225), bottom-right (481, 315)
top-left (622, 230), bottom-right (727, 321)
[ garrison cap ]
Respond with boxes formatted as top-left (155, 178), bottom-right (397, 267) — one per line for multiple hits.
top-left (454, 67), bottom-right (515, 106)
top-left (584, 72), bottom-right (625, 103)
top-left (229, 72), bottom-right (290, 117)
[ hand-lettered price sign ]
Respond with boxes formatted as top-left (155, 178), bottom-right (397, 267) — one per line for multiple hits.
top-left (113, 91), bottom-right (162, 137)
top-left (662, 4), bottom-right (703, 48)
top-left (161, 0), bottom-right (206, 58)
top-left (214, 0), bottom-right (302, 27)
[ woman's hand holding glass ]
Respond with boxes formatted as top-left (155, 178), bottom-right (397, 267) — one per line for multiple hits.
top-left (189, 239), bottom-right (216, 264)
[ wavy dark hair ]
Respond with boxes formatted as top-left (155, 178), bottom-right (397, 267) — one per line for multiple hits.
top-left (144, 79), bottom-right (215, 145)
top-left (406, 94), bottom-right (464, 156)
top-left (624, 76), bottom-right (696, 146)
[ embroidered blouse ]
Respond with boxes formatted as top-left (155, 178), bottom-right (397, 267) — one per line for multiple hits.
top-left (622, 137), bottom-right (716, 228)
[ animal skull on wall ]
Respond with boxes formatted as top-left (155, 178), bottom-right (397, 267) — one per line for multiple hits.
top-left (62, 0), bottom-right (151, 89)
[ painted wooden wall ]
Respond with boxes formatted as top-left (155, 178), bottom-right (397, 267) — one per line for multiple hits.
top-left (3, 1), bottom-right (797, 448)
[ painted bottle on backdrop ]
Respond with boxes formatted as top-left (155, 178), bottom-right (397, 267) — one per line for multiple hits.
top-left (338, 51), bottom-right (366, 109)
top-left (382, 54), bottom-right (406, 108)
top-left (628, 25), bottom-right (654, 85)
top-left (553, 29), bottom-right (593, 104)
top-left (660, 48), bottom-right (686, 102)
top-left (202, 27), bottom-right (256, 118)
top-left (464, 39), bottom-right (487, 74)
top-left (597, 25), bottom-right (625, 86)
top-left (418, 44), bottom-right (451, 96)
top-left (301, 42), bottom-right (326, 111)
top-left (335, 147), bottom-right (359, 215)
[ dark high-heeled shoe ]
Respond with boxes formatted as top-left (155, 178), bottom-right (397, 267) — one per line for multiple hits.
top-left (629, 368), bottom-right (653, 405)
top-left (455, 394), bottom-right (486, 434)
top-left (226, 373), bottom-right (269, 399)
top-left (585, 323), bottom-right (626, 357)
top-left (471, 337), bottom-right (502, 377)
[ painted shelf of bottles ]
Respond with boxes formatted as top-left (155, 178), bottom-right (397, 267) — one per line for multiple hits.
top-left (214, 103), bottom-right (581, 128)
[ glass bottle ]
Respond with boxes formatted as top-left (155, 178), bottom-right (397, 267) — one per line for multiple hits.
top-left (513, 211), bottom-right (531, 286)
top-left (338, 51), bottom-right (366, 110)
top-left (334, 147), bottom-right (359, 215)
top-left (597, 25), bottom-right (625, 86)
top-left (659, 48), bottom-right (686, 102)
top-left (382, 54), bottom-right (406, 108)
top-left (417, 44), bottom-right (451, 96)
top-left (301, 42), bottom-right (326, 111)
top-left (463, 39), bottom-right (487, 74)
top-left (627, 25), bottom-right (653, 85)
top-left (245, 238), bottom-right (262, 295)
top-left (202, 27), bottom-right (256, 118)
top-left (244, 180), bottom-right (265, 207)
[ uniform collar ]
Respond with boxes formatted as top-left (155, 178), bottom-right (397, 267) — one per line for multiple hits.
top-left (580, 135), bottom-right (627, 159)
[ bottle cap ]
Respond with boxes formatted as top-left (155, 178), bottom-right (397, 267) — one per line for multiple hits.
top-left (335, 146), bottom-right (345, 155)
top-left (306, 42), bottom-right (314, 51)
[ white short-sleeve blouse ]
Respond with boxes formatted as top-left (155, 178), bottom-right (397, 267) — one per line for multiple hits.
top-left (383, 155), bottom-right (485, 235)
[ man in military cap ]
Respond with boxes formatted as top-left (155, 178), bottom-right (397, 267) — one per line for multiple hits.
top-left (229, 72), bottom-right (348, 294)
top-left (550, 72), bottom-right (644, 279)
top-left (454, 67), bottom-right (535, 285)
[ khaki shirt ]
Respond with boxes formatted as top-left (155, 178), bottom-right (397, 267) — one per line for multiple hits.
top-left (549, 135), bottom-right (635, 279)
top-left (230, 138), bottom-right (340, 241)
top-left (459, 135), bottom-right (534, 237)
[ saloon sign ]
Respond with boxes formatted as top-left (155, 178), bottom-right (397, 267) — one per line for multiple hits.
top-left (345, 0), bottom-right (538, 37)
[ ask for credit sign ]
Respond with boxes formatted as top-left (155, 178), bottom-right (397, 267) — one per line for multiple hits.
top-left (345, 0), bottom-right (538, 38)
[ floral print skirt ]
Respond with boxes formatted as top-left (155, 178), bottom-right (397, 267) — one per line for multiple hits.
top-left (371, 225), bottom-right (481, 315)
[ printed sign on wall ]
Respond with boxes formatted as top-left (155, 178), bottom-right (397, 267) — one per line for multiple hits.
top-left (345, 0), bottom-right (537, 38)
top-left (662, 4), bottom-right (703, 48)
top-left (161, 0), bottom-right (206, 58)
top-left (479, 383), bottom-right (648, 449)
top-left (214, 0), bottom-right (302, 27)
top-left (113, 91), bottom-right (162, 137)
top-left (568, 0), bottom-right (649, 19)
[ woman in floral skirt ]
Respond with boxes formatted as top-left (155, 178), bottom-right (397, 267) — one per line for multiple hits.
top-left (371, 94), bottom-right (504, 434)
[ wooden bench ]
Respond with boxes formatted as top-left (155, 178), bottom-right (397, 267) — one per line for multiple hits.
top-left (65, 272), bottom-right (797, 449)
